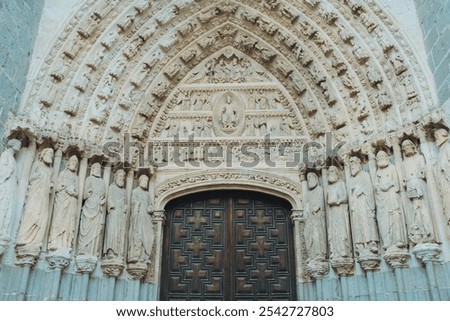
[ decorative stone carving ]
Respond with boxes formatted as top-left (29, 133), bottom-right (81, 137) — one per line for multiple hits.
top-left (303, 172), bottom-right (328, 277)
top-left (326, 166), bottom-right (353, 272)
top-left (374, 151), bottom-right (408, 252)
top-left (48, 155), bottom-right (79, 252)
top-left (0, 139), bottom-right (21, 256)
top-left (77, 162), bottom-right (106, 257)
top-left (433, 128), bottom-right (450, 229)
top-left (103, 170), bottom-right (128, 261)
top-left (401, 140), bottom-right (435, 244)
top-left (348, 156), bottom-right (380, 269)
top-left (16, 148), bottom-right (54, 259)
top-left (128, 175), bottom-right (154, 267)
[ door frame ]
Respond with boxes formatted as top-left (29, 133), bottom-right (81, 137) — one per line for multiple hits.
top-left (160, 190), bottom-right (297, 300)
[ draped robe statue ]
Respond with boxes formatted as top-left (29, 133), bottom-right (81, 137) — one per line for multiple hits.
top-left (0, 139), bottom-right (21, 245)
top-left (401, 140), bottom-right (435, 244)
top-left (103, 170), bottom-right (128, 260)
top-left (375, 151), bottom-right (408, 251)
top-left (434, 128), bottom-right (450, 227)
top-left (48, 155), bottom-right (79, 251)
top-left (348, 156), bottom-right (379, 255)
top-left (77, 163), bottom-right (106, 257)
top-left (128, 175), bottom-right (154, 264)
top-left (16, 148), bottom-right (54, 254)
top-left (327, 166), bottom-right (352, 260)
top-left (304, 172), bottom-right (327, 262)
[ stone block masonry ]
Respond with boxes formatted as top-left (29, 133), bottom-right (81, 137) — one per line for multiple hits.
top-left (0, 0), bottom-right (44, 146)
top-left (414, 0), bottom-right (450, 105)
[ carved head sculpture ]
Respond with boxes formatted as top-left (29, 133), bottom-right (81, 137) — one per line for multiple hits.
top-left (139, 175), bottom-right (149, 190)
top-left (226, 94), bottom-right (232, 104)
top-left (328, 166), bottom-right (340, 183)
top-left (401, 139), bottom-right (416, 157)
top-left (434, 128), bottom-right (449, 147)
top-left (67, 155), bottom-right (79, 171)
top-left (376, 150), bottom-right (390, 168)
top-left (41, 147), bottom-right (54, 165)
top-left (114, 169), bottom-right (126, 188)
top-left (91, 162), bottom-right (102, 177)
top-left (6, 139), bottom-right (21, 152)
top-left (306, 172), bottom-right (319, 190)
top-left (349, 156), bottom-right (362, 177)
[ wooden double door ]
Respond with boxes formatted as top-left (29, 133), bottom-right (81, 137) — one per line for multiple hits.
top-left (161, 191), bottom-right (296, 300)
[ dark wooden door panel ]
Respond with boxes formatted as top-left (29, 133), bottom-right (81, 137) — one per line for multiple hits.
top-left (162, 191), bottom-right (295, 301)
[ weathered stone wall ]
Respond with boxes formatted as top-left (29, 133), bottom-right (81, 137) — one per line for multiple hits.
top-left (0, 0), bottom-right (44, 143)
top-left (414, 0), bottom-right (450, 105)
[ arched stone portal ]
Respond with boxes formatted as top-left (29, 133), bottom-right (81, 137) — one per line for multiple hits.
top-left (0, 0), bottom-right (449, 301)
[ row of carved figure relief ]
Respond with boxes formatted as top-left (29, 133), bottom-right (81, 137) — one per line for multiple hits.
top-left (0, 143), bottom-right (156, 278)
top-left (301, 128), bottom-right (450, 277)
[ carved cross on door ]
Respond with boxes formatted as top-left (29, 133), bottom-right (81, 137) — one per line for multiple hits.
top-left (185, 263), bottom-right (208, 293)
top-left (250, 263), bottom-right (274, 293)
top-left (187, 210), bottom-right (209, 230)
top-left (250, 210), bottom-right (271, 230)
top-left (186, 236), bottom-right (208, 257)
top-left (251, 236), bottom-right (274, 257)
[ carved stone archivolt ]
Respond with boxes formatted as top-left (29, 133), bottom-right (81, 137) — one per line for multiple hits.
top-left (16, 0), bottom-right (434, 150)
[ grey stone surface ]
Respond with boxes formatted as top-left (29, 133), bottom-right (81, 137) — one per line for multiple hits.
top-left (415, 0), bottom-right (450, 104)
top-left (0, 0), bottom-right (44, 145)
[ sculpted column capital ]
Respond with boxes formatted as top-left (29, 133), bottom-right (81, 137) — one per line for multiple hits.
top-left (152, 210), bottom-right (167, 223)
top-left (75, 255), bottom-right (98, 274)
top-left (290, 209), bottom-right (303, 223)
top-left (127, 263), bottom-right (148, 280)
top-left (46, 249), bottom-right (71, 270)
top-left (384, 249), bottom-right (410, 269)
top-left (412, 243), bottom-right (441, 265)
top-left (101, 259), bottom-right (125, 278)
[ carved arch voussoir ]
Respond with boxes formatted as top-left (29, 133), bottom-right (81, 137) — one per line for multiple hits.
top-left (154, 170), bottom-right (302, 210)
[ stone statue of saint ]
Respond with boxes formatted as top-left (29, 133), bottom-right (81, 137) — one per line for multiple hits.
top-left (128, 175), bottom-right (155, 264)
top-left (348, 156), bottom-right (379, 255)
top-left (0, 139), bottom-right (21, 240)
top-left (220, 95), bottom-right (238, 129)
top-left (304, 172), bottom-right (327, 262)
top-left (326, 166), bottom-right (352, 260)
top-left (77, 162), bottom-right (106, 257)
top-left (103, 169), bottom-right (128, 260)
top-left (401, 140), bottom-right (434, 244)
top-left (16, 148), bottom-right (54, 254)
top-left (48, 155), bottom-right (80, 251)
top-left (434, 128), bottom-right (450, 226)
top-left (375, 151), bottom-right (408, 251)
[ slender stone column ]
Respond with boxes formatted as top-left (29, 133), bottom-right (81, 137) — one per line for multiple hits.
top-left (291, 209), bottom-right (305, 291)
top-left (151, 210), bottom-right (166, 299)
top-left (385, 252), bottom-right (409, 300)
top-left (46, 254), bottom-right (71, 300)
top-left (412, 243), bottom-right (442, 300)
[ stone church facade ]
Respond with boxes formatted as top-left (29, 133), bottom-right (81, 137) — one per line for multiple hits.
top-left (0, 0), bottom-right (449, 300)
